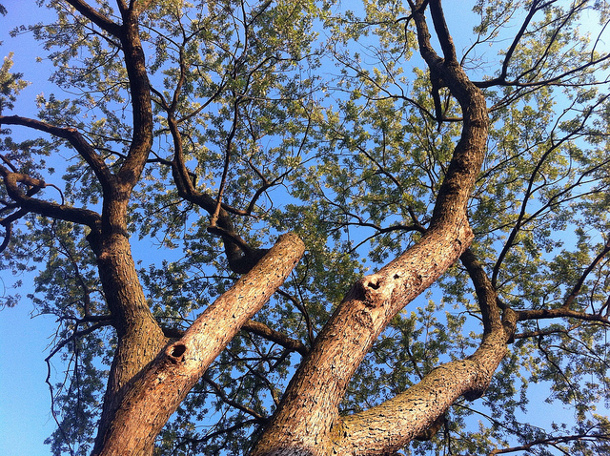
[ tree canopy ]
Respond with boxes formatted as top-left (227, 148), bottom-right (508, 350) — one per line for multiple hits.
top-left (1, 0), bottom-right (610, 455)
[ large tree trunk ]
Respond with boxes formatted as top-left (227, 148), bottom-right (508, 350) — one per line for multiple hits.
top-left (249, 2), bottom-right (497, 455)
top-left (89, 232), bottom-right (168, 452)
top-left (91, 233), bottom-right (305, 456)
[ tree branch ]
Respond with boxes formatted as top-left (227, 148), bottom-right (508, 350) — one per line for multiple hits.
top-left (203, 374), bottom-right (267, 422)
top-left (516, 307), bottom-right (610, 325)
top-left (428, 0), bottom-right (457, 64)
top-left (161, 319), bottom-right (309, 357)
top-left (64, 0), bottom-right (122, 36)
top-left (0, 115), bottom-right (114, 193)
top-left (562, 236), bottom-right (610, 310)
top-left (92, 232), bottom-right (305, 456)
top-left (461, 248), bottom-right (503, 334)
top-left (242, 320), bottom-right (308, 357)
top-left (252, 3), bottom-right (491, 453)
top-left (489, 431), bottom-right (610, 455)
top-left (0, 164), bottom-right (101, 228)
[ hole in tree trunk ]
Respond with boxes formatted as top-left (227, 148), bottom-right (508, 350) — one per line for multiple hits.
top-left (167, 342), bottom-right (187, 363)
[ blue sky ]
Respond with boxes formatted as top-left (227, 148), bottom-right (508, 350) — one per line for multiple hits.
top-left (0, 2), bottom-right (60, 455)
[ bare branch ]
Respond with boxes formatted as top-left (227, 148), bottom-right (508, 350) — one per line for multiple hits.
top-left (64, 0), bottom-right (122, 36)
top-left (0, 115), bottom-right (113, 192)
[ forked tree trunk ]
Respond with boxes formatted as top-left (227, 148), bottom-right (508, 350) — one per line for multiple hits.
top-left (91, 233), bottom-right (305, 456)
top-left (2, 2), bottom-right (515, 455)
top-left (249, 2), bottom-right (501, 454)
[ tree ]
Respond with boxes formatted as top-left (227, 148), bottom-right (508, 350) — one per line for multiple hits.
top-left (1, 0), bottom-right (610, 454)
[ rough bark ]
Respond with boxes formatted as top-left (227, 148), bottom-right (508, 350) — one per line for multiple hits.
top-left (89, 232), bottom-right (168, 452)
top-left (1, 1), bottom-right (537, 455)
top-left (92, 233), bottom-right (305, 456)
top-left (250, 2), bottom-right (493, 455)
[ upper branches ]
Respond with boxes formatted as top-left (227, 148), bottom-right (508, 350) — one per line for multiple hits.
top-left (409, 0), bottom-right (489, 228)
top-left (471, 0), bottom-right (610, 105)
top-left (4, 0), bottom-right (610, 454)
top-left (0, 0), bottom-right (157, 242)
top-left (44, 0), bottom-right (154, 203)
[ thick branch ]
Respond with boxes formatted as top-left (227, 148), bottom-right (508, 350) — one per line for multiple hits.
top-left (90, 233), bottom-right (168, 451)
top-left (93, 232), bottom-right (305, 456)
top-left (0, 165), bottom-right (101, 228)
top-left (0, 115), bottom-right (114, 193)
top-left (64, 0), bottom-right (122, 36)
top-left (461, 248), bottom-right (503, 334)
top-left (516, 307), bottom-right (610, 325)
top-left (332, 249), bottom-right (516, 455)
top-left (252, 222), bottom-right (475, 456)
top-left (252, 3), bottom-right (489, 454)
top-left (428, 0), bottom-right (457, 64)
top-left (336, 325), bottom-right (515, 456)
top-left (114, 8), bottom-right (153, 192)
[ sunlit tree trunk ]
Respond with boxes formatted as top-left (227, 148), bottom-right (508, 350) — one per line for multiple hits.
top-left (91, 234), bottom-right (305, 456)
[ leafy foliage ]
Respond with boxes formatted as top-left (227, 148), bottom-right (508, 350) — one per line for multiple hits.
top-left (1, 0), bottom-right (610, 455)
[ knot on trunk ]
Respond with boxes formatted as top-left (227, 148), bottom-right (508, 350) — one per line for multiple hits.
top-left (357, 274), bottom-right (389, 307)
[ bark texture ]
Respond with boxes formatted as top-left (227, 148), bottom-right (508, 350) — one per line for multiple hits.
top-left (92, 233), bottom-right (305, 456)
top-left (250, 2), bottom-right (496, 455)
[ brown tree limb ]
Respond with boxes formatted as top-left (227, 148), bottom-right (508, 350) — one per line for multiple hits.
top-left (0, 115), bottom-right (114, 192)
top-left (92, 232), bottom-right (305, 456)
top-left (242, 320), bottom-right (308, 357)
top-left (203, 374), bottom-right (267, 422)
top-left (251, 2), bottom-right (491, 454)
top-left (335, 324), bottom-right (516, 456)
top-left (0, 164), bottom-right (101, 228)
top-left (167, 112), bottom-right (267, 273)
top-left (64, 0), bottom-right (122, 36)
top-left (333, 243), bottom-right (516, 455)
top-left (516, 307), bottom-right (610, 325)
top-left (461, 248), bottom-right (503, 334)
top-left (113, 7), bottom-right (153, 194)
top-left (161, 319), bottom-right (308, 357)
top-left (156, 45), bottom-right (255, 270)
top-left (1, 18), bottom-right (162, 443)
top-left (428, 0), bottom-right (457, 64)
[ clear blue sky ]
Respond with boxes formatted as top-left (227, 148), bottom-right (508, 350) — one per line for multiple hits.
top-left (0, 2), bottom-right (60, 455)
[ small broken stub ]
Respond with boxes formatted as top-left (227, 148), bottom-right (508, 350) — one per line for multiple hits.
top-left (167, 342), bottom-right (187, 364)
